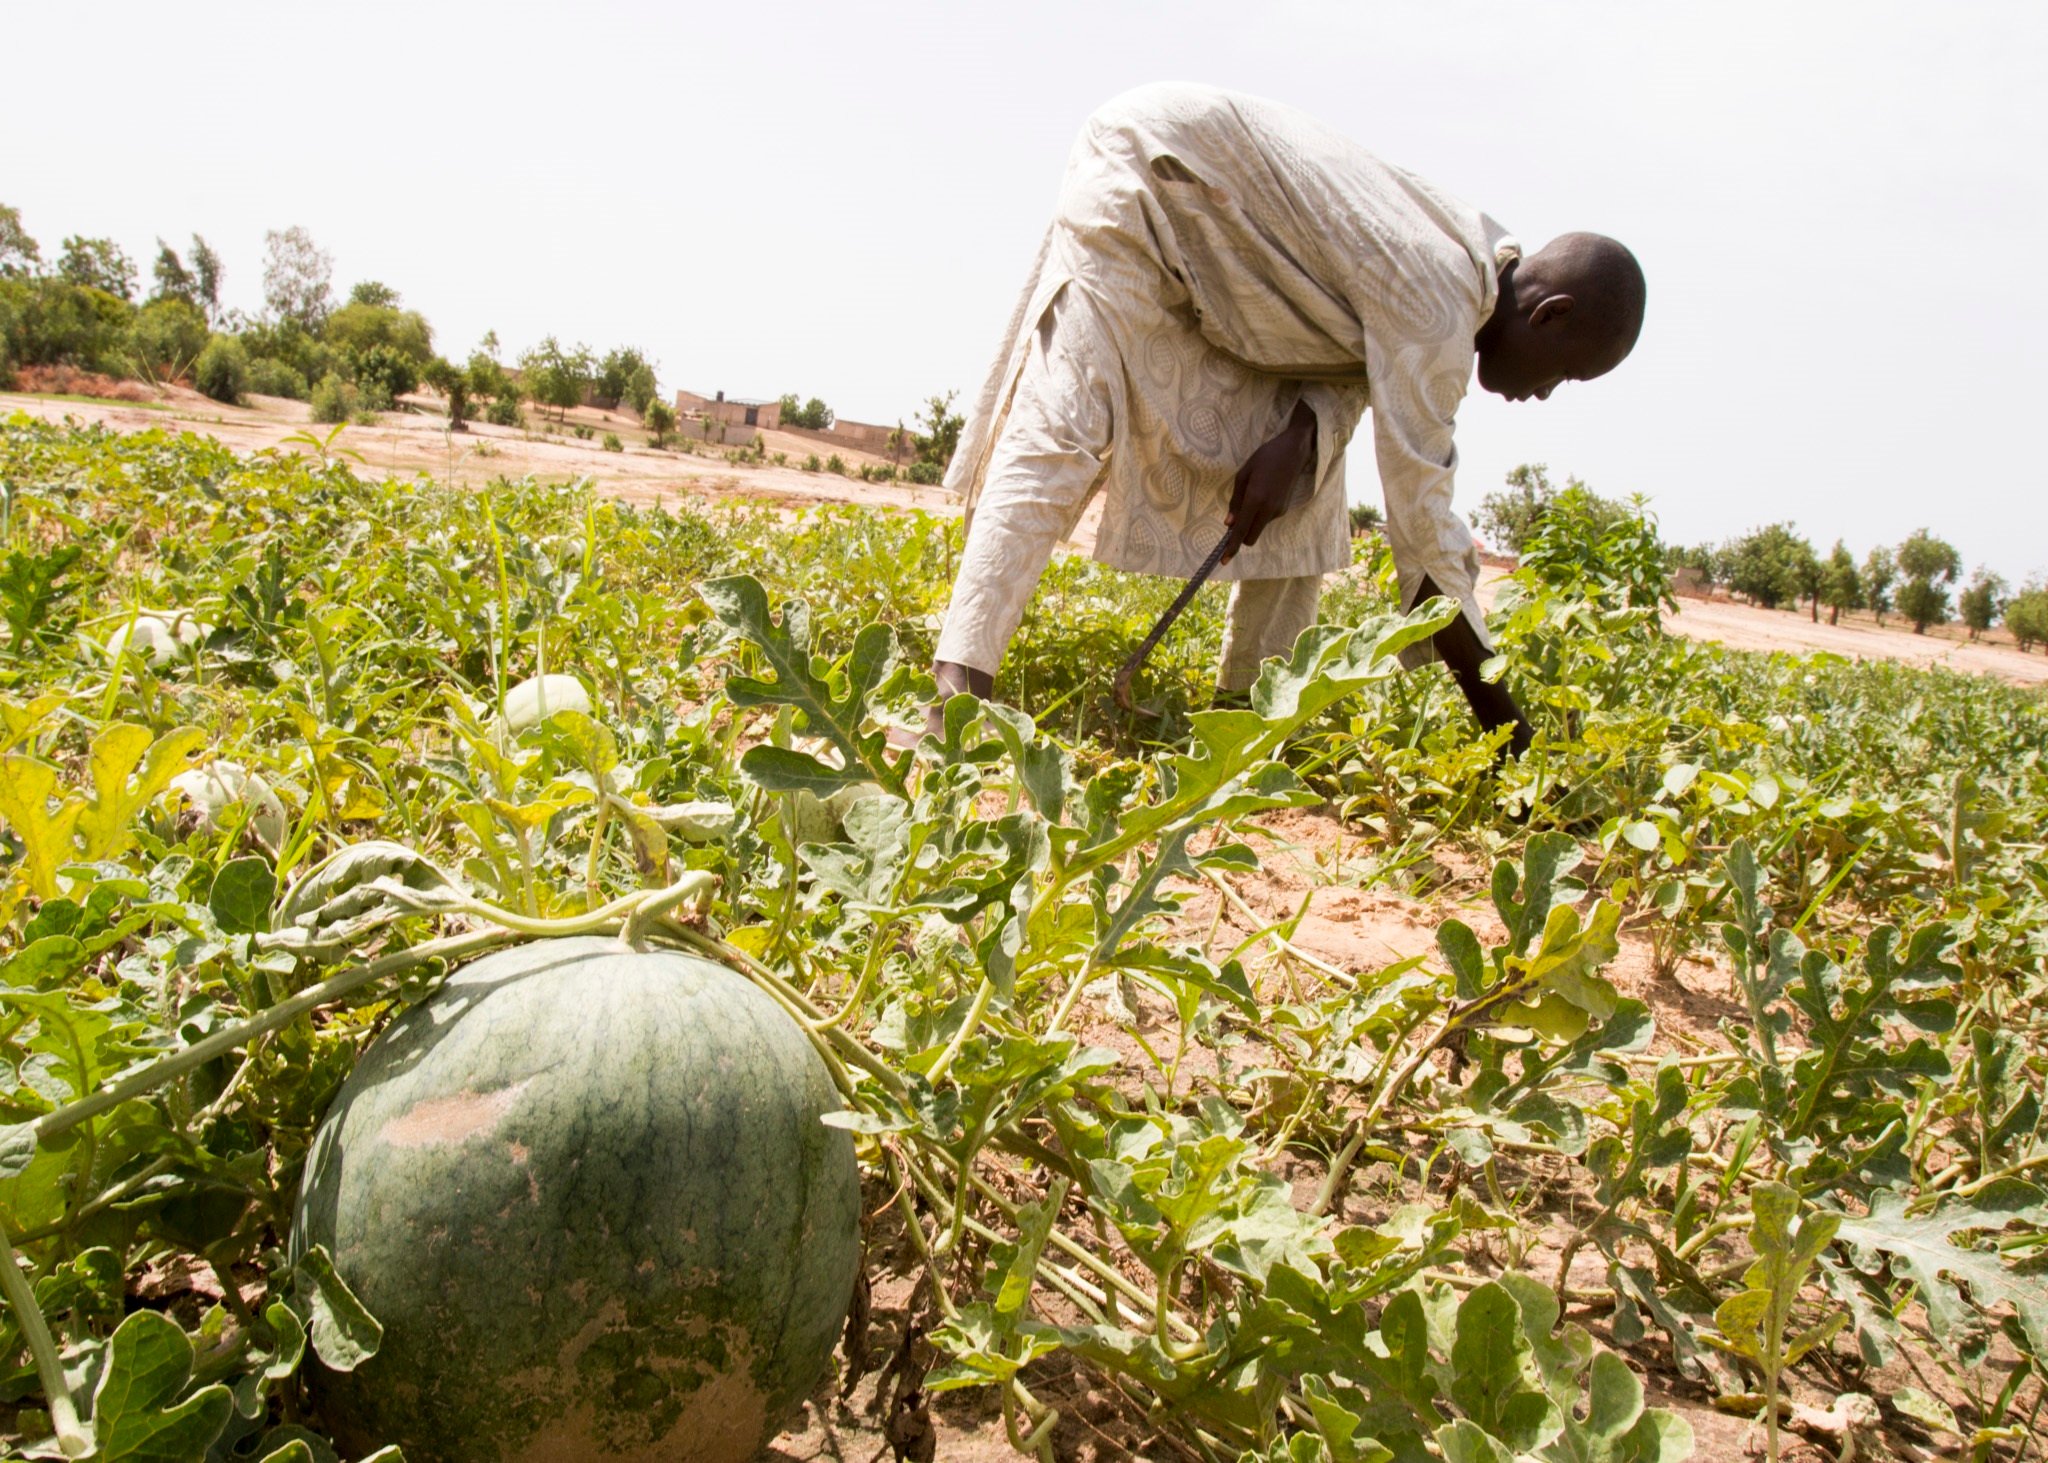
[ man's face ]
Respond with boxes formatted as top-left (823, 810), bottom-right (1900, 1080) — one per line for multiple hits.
top-left (1476, 308), bottom-right (1625, 403)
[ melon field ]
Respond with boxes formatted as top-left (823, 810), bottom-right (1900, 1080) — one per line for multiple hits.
top-left (0, 414), bottom-right (2045, 1462)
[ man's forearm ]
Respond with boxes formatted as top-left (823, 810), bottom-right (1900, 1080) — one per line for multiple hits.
top-left (1414, 573), bottom-right (1532, 756)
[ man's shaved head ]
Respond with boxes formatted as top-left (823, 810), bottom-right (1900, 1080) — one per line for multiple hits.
top-left (1475, 232), bottom-right (1645, 402)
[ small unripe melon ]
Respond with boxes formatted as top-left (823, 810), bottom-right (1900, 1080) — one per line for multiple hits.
top-left (499, 673), bottom-right (592, 734)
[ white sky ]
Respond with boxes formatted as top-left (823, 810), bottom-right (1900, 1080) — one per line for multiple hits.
top-left (8, 1), bottom-right (2045, 581)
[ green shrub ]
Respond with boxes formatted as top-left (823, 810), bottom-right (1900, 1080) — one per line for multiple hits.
top-left (601, 432), bottom-right (623, 452)
top-left (825, 453), bottom-right (846, 475)
top-left (571, 424), bottom-right (595, 440)
top-left (485, 396), bottom-right (522, 427)
top-left (0, 276), bottom-right (134, 372)
top-left (907, 460), bottom-right (942, 486)
top-left (310, 372), bottom-right (359, 424)
top-left (192, 334), bottom-right (248, 404)
top-left (802, 454), bottom-right (820, 472)
top-left (344, 343), bottom-right (418, 403)
top-left (325, 301), bottom-right (433, 365)
top-left (128, 298), bottom-right (210, 383)
top-left (245, 357), bottom-right (309, 400)
top-left (643, 398), bottom-right (676, 448)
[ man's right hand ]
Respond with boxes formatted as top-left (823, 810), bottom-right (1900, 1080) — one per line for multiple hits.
top-left (1223, 400), bottom-right (1317, 563)
top-left (1415, 573), bottom-right (1533, 759)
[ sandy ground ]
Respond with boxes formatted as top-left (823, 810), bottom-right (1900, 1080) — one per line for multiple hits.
top-left (8, 383), bottom-right (2045, 692)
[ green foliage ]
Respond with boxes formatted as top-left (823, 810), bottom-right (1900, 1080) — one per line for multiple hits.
top-left (262, 226), bottom-right (333, 331)
top-left (1817, 540), bottom-right (1862, 623)
top-left (147, 238), bottom-right (196, 308)
top-left (244, 355), bottom-right (309, 401)
top-left (1348, 501), bottom-right (1383, 535)
top-left (910, 389), bottom-right (963, 481)
top-left (601, 431), bottom-right (623, 452)
top-left (778, 392), bottom-right (835, 429)
top-left (420, 355), bottom-right (470, 427)
top-left (308, 371), bottom-right (359, 424)
top-left (0, 275), bottom-right (135, 372)
top-left (1718, 522), bottom-right (1818, 611)
top-left (2006, 582), bottom-right (2048, 651)
top-left (1519, 487), bottom-right (1673, 612)
top-left (192, 333), bottom-right (249, 404)
top-left (1958, 567), bottom-right (2005, 638)
top-left (593, 346), bottom-right (654, 411)
top-left (0, 202), bottom-right (41, 278)
top-left (0, 419), bottom-right (2042, 1461)
top-left (517, 335), bottom-right (593, 422)
top-left (1862, 544), bottom-right (1897, 625)
top-left (188, 235), bottom-right (223, 324)
top-left (1705, 1184), bottom-right (1843, 1463)
top-left (341, 342), bottom-right (419, 404)
top-left (1896, 528), bottom-right (1961, 633)
top-left (643, 396), bottom-right (676, 447)
top-left (57, 235), bottom-right (137, 300)
top-left (1475, 462), bottom-right (1566, 553)
top-left (324, 301), bottom-right (434, 365)
top-left (346, 279), bottom-right (401, 309)
top-left (825, 452), bottom-right (846, 475)
top-left (125, 297), bottom-right (209, 384)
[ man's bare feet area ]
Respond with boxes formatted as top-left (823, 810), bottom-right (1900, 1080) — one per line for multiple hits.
top-left (923, 661), bottom-right (994, 739)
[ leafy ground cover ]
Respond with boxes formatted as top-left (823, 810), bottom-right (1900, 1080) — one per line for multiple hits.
top-left (0, 415), bottom-right (2044, 1462)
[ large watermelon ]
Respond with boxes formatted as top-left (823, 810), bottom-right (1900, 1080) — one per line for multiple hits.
top-left (293, 935), bottom-right (861, 1462)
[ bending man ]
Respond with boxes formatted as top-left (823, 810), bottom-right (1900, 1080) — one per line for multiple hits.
top-left (932, 83), bottom-right (1645, 747)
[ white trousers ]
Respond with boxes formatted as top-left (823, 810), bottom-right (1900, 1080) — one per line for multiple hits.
top-left (935, 292), bottom-right (1322, 693)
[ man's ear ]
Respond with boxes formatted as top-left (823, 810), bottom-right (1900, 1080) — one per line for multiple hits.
top-left (1530, 293), bottom-right (1576, 327)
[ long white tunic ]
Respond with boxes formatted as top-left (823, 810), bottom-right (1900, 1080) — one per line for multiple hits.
top-left (944, 82), bottom-right (1518, 647)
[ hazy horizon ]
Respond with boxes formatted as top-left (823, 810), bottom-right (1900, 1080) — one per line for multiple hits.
top-left (8, 1), bottom-right (2042, 583)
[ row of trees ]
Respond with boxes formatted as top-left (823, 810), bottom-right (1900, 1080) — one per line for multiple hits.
top-left (1478, 464), bottom-right (2038, 644)
top-left (0, 206), bottom-right (662, 434)
top-left (1668, 525), bottom-right (2023, 637)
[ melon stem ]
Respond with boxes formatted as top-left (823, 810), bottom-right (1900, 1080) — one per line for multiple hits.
top-left (0, 1219), bottom-right (91, 1456)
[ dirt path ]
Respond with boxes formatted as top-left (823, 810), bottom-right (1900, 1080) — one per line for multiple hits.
top-left (9, 384), bottom-right (2044, 688)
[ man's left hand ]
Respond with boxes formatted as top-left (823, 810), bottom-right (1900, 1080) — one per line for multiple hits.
top-left (1224, 400), bottom-right (1317, 563)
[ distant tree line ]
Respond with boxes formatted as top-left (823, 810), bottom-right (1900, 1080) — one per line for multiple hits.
top-left (1473, 463), bottom-right (2042, 648)
top-left (0, 206), bottom-right (660, 433)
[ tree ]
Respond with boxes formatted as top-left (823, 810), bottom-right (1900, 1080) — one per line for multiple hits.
top-left (421, 356), bottom-right (472, 430)
top-left (1862, 546), bottom-right (1897, 627)
top-left (1957, 567), bottom-right (2007, 640)
top-left (263, 226), bottom-right (333, 331)
top-left (1720, 523), bottom-right (1817, 611)
top-left (348, 280), bottom-right (402, 309)
top-left (1475, 463), bottom-right (1559, 553)
top-left (517, 336), bottom-right (594, 423)
top-left (2007, 583), bottom-right (2048, 652)
top-left (594, 347), bottom-right (655, 411)
top-left (1349, 501), bottom-right (1384, 535)
top-left (189, 235), bottom-right (223, 324)
top-left (0, 204), bottom-right (40, 278)
top-left (57, 236), bottom-right (137, 300)
top-left (1817, 541), bottom-right (1862, 625)
top-left (193, 334), bottom-right (248, 404)
top-left (1665, 543), bottom-right (1719, 591)
top-left (149, 240), bottom-right (196, 308)
top-left (1895, 529), bottom-right (1962, 634)
top-left (644, 397), bottom-right (676, 448)
top-left (777, 393), bottom-right (835, 430)
top-left (127, 297), bottom-right (210, 384)
top-left (908, 390), bottom-right (964, 485)
top-left (325, 301), bottom-right (434, 364)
